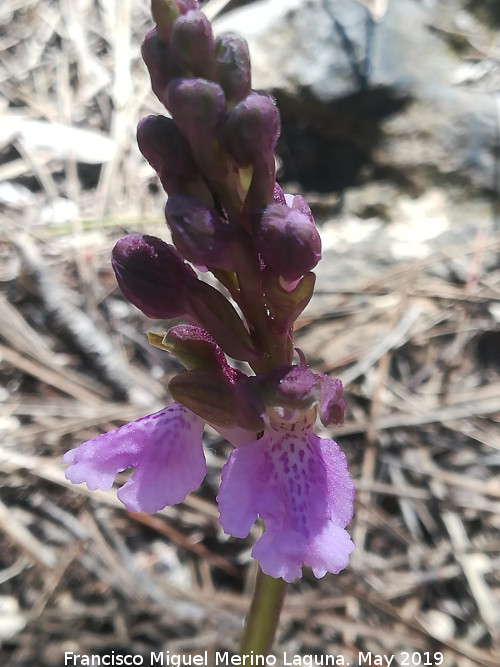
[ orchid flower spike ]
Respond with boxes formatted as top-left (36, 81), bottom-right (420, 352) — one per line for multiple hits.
top-left (63, 0), bottom-right (355, 583)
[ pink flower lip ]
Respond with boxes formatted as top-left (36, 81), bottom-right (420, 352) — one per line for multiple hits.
top-left (217, 411), bottom-right (354, 582)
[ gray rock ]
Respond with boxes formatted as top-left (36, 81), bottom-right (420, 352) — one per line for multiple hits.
top-left (214, 0), bottom-right (499, 197)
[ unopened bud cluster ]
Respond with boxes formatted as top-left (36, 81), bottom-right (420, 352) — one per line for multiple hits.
top-left (112, 0), bottom-right (323, 374)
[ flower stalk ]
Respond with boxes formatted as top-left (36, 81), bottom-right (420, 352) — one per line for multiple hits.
top-left (240, 569), bottom-right (288, 658)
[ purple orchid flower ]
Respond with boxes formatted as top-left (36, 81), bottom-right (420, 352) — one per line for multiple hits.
top-left (218, 409), bottom-right (354, 582)
top-left (63, 364), bottom-right (354, 582)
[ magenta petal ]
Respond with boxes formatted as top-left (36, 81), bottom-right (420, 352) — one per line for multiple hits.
top-left (64, 403), bottom-right (206, 513)
top-left (217, 416), bottom-right (354, 582)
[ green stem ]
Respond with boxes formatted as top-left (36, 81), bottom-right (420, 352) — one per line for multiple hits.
top-left (240, 568), bottom-right (288, 657)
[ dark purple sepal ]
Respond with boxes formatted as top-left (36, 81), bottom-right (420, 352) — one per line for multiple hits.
top-left (214, 33), bottom-right (251, 104)
top-left (255, 203), bottom-right (321, 281)
top-left (137, 115), bottom-right (199, 189)
top-left (169, 10), bottom-right (215, 80)
top-left (141, 29), bottom-right (174, 101)
top-left (262, 365), bottom-right (316, 410)
top-left (112, 234), bottom-right (196, 319)
top-left (316, 374), bottom-right (346, 427)
top-left (221, 92), bottom-right (280, 167)
top-left (165, 194), bottom-right (234, 270)
top-left (260, 365), bottom-right (346, 427)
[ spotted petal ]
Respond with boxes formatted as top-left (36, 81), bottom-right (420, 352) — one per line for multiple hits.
top-left (217, 412), bottom-right (354, 582)
top-left (63, 403), bottom-right (206, 513)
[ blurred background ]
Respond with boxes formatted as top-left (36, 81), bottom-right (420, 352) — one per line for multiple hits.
top-left (0, 0), bottom-right (499, 665)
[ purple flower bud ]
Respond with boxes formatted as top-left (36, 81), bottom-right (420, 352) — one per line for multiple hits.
top-left (221, 92), bottom-right (280, 167)
top-left (166, 77), bottom-right (226, 133)
top-left (166, 78), bottom-right (228, 185)
top-left (151, 0), bottom-right (200, 40)
top-left (169, 10), bottom-right (215, 80)
top-left (137, 115), bottom-right (199, 191)
top-left (255, 204), bottom-right (321, 281)
top-left (177, 0), bottom-right (199, 13)
top-left (165, 194), bottom-right (234, 269)
top-left (112, 234), bottom-right (196, 319)
top-left (214, 33), bottom-right (251, 104)
top-left (141, 29), bottom-right (173, 100)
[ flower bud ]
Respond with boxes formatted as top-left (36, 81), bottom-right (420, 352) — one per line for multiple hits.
top-left (166, 78), bottom-right (228, 185)
top-left (141, 29), bottom-right (173, 100)
top-left (165, 194), bottom-right (234, 269)
top-left (221, 92), bottom-right (280, 167)
top-left (166, 77), bottom-right (225, 134)
top-left (112, 234), bottom-right (196, 319)
top-left (137, 115), bottom-right (199, 190)
top-left (214, 33), bottom-right (251, 104)
top-left (177, 0), bottom-right (199, 13)
top-left (169, 10), bottom-right (215, 80)
top-left (259, 366), bottom-right (346, 427)
top-left (255, 203), bottom-right (321, 281)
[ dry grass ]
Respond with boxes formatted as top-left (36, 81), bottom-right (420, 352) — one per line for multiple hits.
top-left (0, 1), bottom-right (499, 666)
